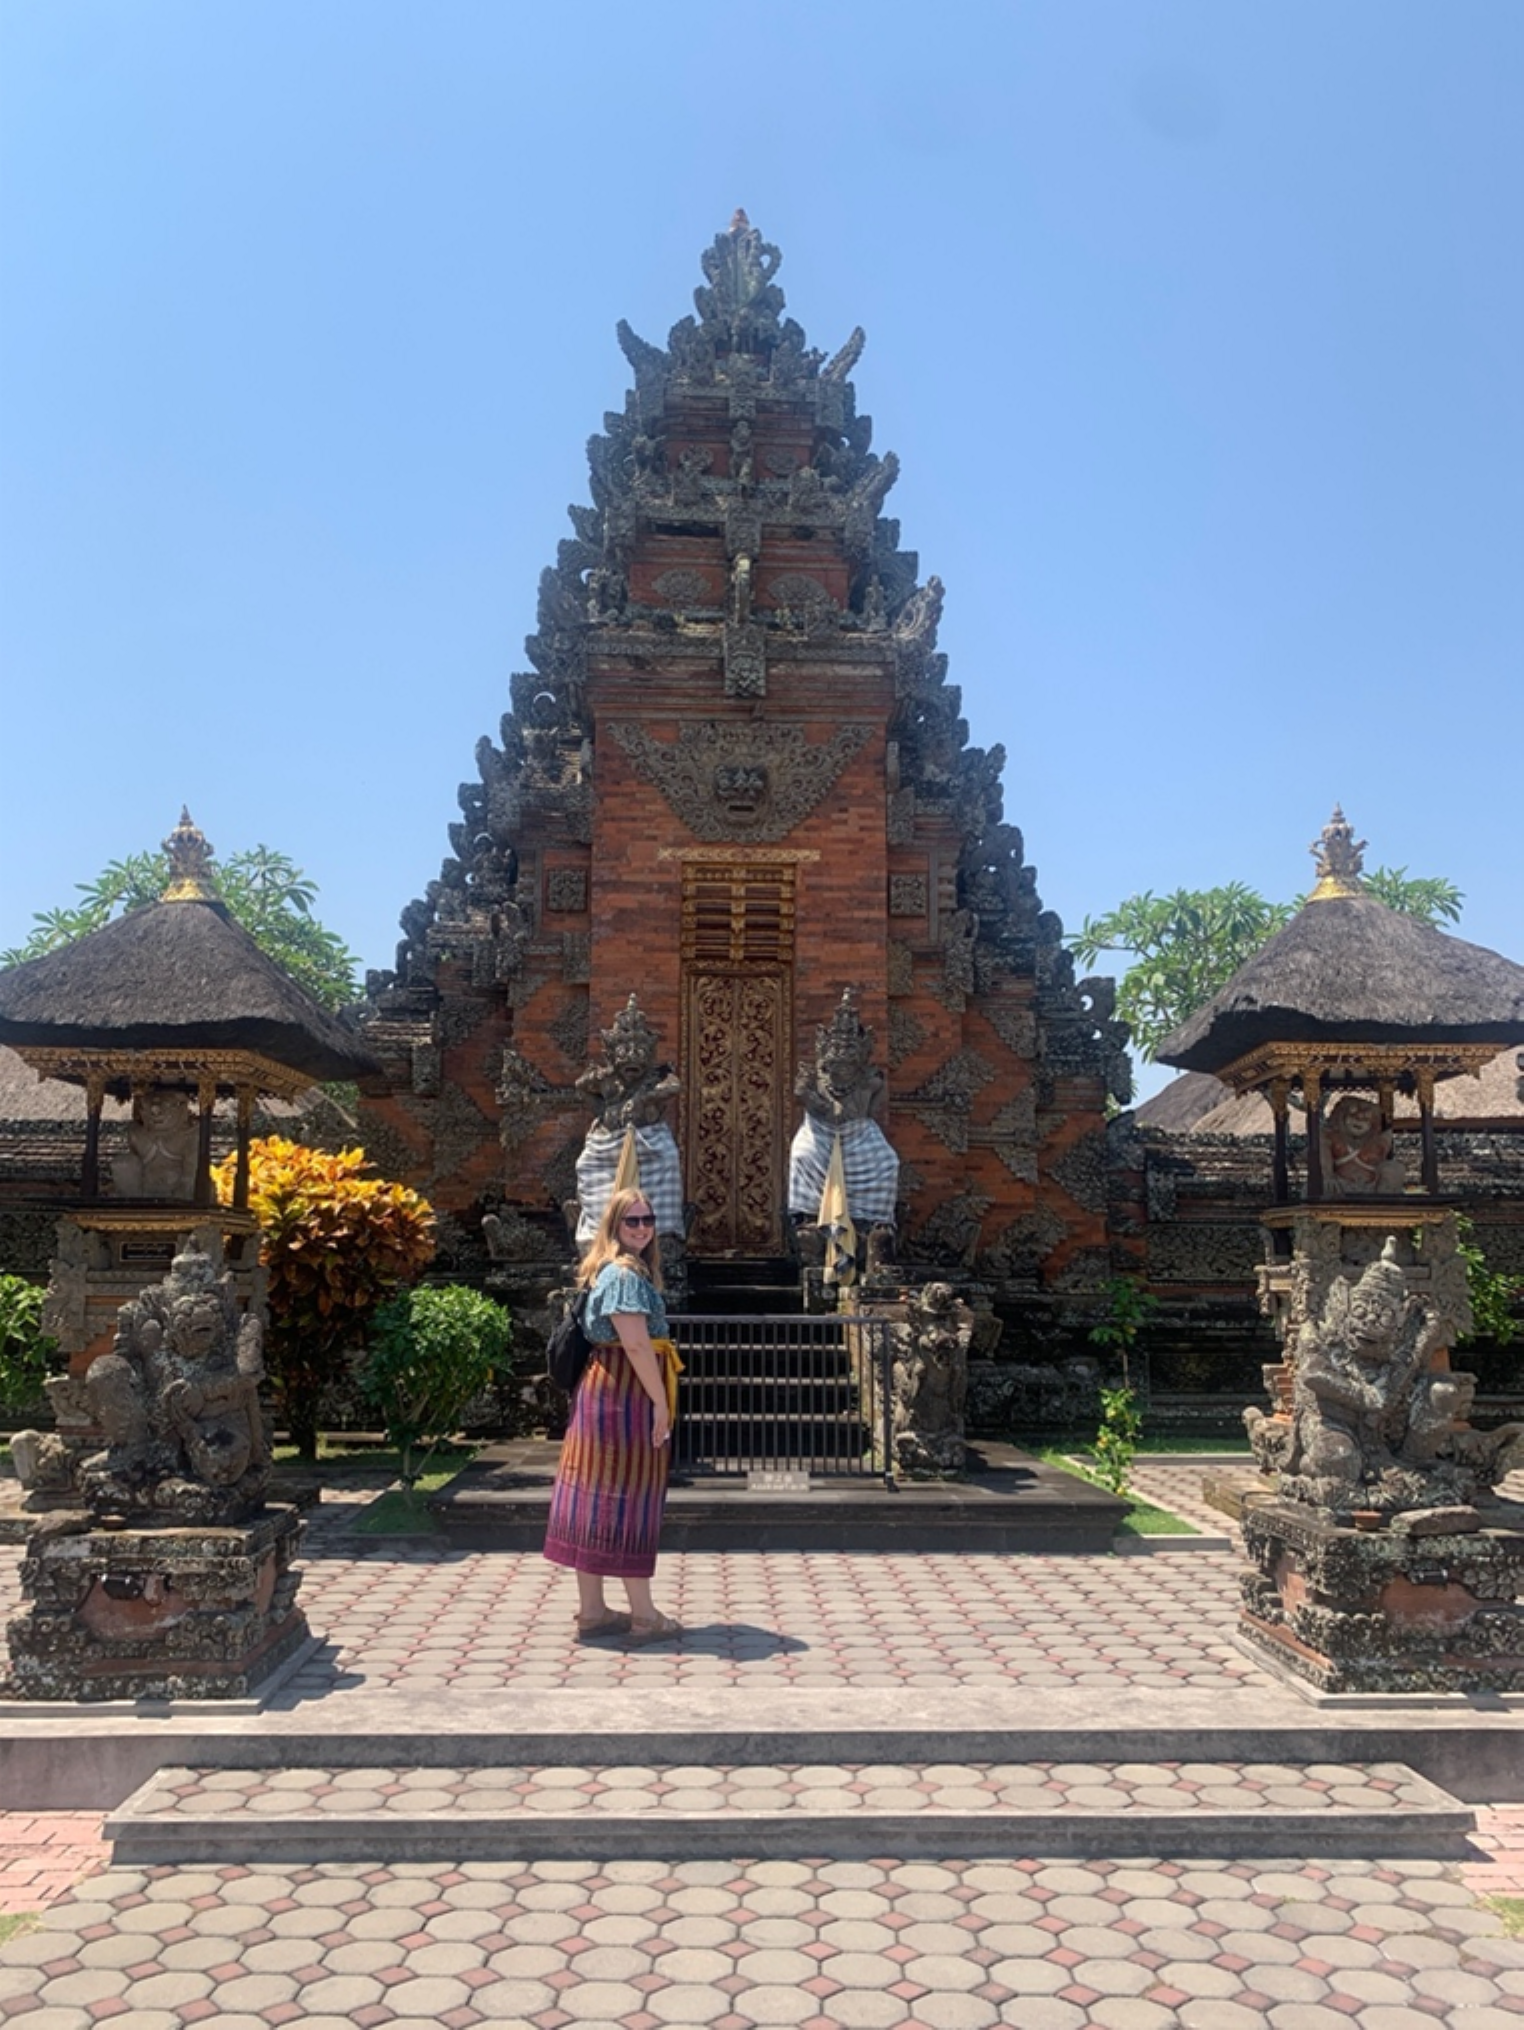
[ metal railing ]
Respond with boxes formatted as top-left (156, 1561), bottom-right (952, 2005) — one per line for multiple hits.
top-left (667, 1313), bottom-right (894, 1489)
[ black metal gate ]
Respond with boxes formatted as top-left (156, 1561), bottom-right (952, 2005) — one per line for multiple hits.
top-left (668, 1313), bottom-right (894, 1488)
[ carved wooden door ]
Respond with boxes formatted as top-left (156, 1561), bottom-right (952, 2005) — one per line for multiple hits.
top-left (681, 862), bottom-right (796, 1256)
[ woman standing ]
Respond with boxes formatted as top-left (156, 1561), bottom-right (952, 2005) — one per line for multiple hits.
top-left (544, 1186), bottom-right (682, 1644)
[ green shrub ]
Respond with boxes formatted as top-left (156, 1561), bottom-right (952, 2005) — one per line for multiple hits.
top-left (1093, 1383), bottom-right (1145, 1495)
top-left (0, 1276), bottom-right (56, 1415)
top-left (362, 1286), bottom-right (512, 1487)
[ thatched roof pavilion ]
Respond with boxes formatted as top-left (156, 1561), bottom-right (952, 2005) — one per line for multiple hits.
top-left (0, 812), bottom-right (377, 1206)
top-left (1157, 810), bottom-right (1524, 1202)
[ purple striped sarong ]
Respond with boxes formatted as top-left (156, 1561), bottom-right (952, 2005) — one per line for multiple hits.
top-left (543, 1340), bottom-right (673, 1579)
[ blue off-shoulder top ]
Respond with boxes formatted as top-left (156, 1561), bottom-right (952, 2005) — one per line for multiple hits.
top-left (584, 1263), bottom-right (670, 1344)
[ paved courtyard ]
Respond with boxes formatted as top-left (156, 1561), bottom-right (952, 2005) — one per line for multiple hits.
top-left (2, 1469), bottom-right (1522, 2027)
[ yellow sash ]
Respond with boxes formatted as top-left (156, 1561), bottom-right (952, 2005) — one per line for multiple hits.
top-left (650, 1336), bottom-right (684, 1421)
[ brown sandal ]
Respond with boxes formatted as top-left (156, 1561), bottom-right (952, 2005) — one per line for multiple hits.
top-left (575, 1609), bottom-right (632, 1642)
top-left (626, 1612), bottom-right (682, 1647)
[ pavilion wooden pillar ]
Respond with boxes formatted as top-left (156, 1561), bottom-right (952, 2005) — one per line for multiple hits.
top-left (233, 1087), bottom-right (254, 1211)
top-left (81, 1072), bottom-right (107, 1199)
top-left (194, 1078), bottom-right (217, 1207)
top-left (1269, 1078), bottom-right (1291, 1204)
top-left (1303, 1070), bottom-right (1324, 1202)
top-left (1416, 1068), bottom-right (1440, 1195)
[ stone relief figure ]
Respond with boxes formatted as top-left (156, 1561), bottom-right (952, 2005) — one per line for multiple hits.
top-left (1247, 1237), bottom-right (1524, 1517)
top-left (113, 1087), bottom-right (199, 1200)
top-left (13, 1239), bottom-right (270, 1524)
top-left (789, 990), bottom-right (900, 1257)
top-left (890, 1282), bottom-right (970, 1477)
top-left (571, 995), bottom-right (684, 1244)
top-left (1320, 1095), bottom-right (1406, 1198)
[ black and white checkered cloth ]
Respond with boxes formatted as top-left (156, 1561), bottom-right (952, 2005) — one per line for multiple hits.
top-left (787, 1116), bottom-right (900, 1226)
top-left (574, 1124), bottom-right (685, 1242)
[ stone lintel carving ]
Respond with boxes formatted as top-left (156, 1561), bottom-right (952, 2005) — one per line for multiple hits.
top-left (609, 720), bottom-right (872, 844)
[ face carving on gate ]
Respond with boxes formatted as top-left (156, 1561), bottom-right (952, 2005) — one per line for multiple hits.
top-left (712, 762), bottom-right (770, 826)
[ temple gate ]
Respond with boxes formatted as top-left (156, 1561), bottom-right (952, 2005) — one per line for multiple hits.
top-left (357, 216), bottom-right (1131, 1340)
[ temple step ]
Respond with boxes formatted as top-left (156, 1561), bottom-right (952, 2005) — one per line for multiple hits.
top-left (104, 1756), bottom-right (1474, 1865)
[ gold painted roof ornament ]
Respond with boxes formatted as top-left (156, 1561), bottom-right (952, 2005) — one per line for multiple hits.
top-left (160, 808), bottom-right (219, 904)
top-left (1307, 806), bottom-right (1367, 902)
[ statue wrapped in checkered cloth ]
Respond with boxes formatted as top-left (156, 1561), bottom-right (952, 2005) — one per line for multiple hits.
top-left (789, 990), bottom-right (900, 1279)
top-left (574, 995), bottom-right (684, 1243)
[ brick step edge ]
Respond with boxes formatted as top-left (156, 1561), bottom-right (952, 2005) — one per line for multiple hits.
top-left (102, 1799), bottom-right (1476, 1865)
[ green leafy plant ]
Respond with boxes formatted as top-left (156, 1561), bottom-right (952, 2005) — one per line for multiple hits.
top-left (1087, 1276), bottom-right (1159, 1495)
top-left (3, 841), bottom-right (360, 1011)
top-left (214, 1137), bottom-right (436, 1459)
top-left (1071, 870), bottom-right (1462, 1060)
top-left (0, 1275), bottom-right (57, 1414)
top-left (1454, 1215), bottom-right (1523, 1349)
top-left (362, 1286), bottom-right (512, 1488)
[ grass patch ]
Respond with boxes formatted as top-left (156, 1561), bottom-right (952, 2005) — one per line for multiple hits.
top-left (350, 1460), bottom-right (469, 1536)
top-left (0, 1913), bottom-right (38, 1945)
top-left (1029, 1445), bottom-right (1200, 1538)
top-left (1012, 1431), bottom-right (1248, 1457)
top-left (273, 1440), bottom-right (476, 1482)
top-left (1487, 1897), bottom-right (1524, 1937)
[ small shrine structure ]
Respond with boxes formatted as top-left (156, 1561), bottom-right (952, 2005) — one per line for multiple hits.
top-left (359, 214), bottom-right (1130, 1352)
top-left (1158, 811), bottom-right (1524, 1695)
top-left (0, 812), bottom-right (378, 1702)
top-left (0, 811), bottom-right (377, 1367)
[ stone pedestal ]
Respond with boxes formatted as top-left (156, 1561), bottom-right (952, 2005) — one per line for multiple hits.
top-left (1241, 1498), bottom-right (1524, 1696)
top-left (5, 1506), bottom-right (308, 1703)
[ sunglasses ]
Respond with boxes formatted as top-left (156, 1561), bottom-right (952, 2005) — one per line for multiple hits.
top-left (620, 1212), bottom-right (656, 1229)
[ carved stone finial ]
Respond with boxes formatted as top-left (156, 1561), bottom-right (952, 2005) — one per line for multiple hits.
top-left (160, 808), bottom-right (219, 904)
top-left (1307, 806), bottom-right (1367, 901)
top-left (601, 992), bottom-right (661, 1069)
top-left (696, 214), bottom-right (785, 347)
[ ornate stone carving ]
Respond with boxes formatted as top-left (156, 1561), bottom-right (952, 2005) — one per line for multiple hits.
top-left (561, 931), bottom-right (591, 983)
top-left (651, 567), bottom-right (716, 609)
top-left (889, 1282), bottom-right (970, 1476)
top-left (1321, 1095), bottom-right (1407, 1197)
top-left (572, 994), bottom-right (684, 1243)
top-left (904, 1050), bottom-right (996, 1155)
top-left (1050, 1127), bottom-right (1110, 1216)
top-left (15, 1239), bottom-right (269, 1524)
top-left (609, 720), bottom-right (872, 844)
top-left (765, 572), bottom-right (836, 626)
top-left (496, 1047), bottom-right (569, 1151)
top-left (887, 940), bottom-right (914, 997)
top-left (548, 995), bottom-right (590, 1066)
top-left (935, 908), bottom-right (979, 1011)
top-left (546, 868), bottom-right (588, 914)
top-left (724, 621), bottom-right (767, 698)
top-left (889, 874), bottom-right (927, 917)
top-left (977, 1206), bottom-right (1068, 1282)
top-left (910, 1189), bottom-right (992, 1270)
top-left (1247, 1235), bottom-right (1522, 1519)
top-left (789, 989), bottom-right (900, 1229)
top-left (113, 1088), bottom-right (198, 1201)
top-left (887, 1007), bottom-right (925, 1069)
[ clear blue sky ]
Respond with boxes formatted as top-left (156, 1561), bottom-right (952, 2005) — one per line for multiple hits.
top-left (3, 2), bottom-right (1520, 1099)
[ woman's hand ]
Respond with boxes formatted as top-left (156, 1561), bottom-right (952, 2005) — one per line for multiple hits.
top-left (612, 1312), bottom-right (673, 1448)
top-left (650, 1401), bottom-right (671, 1448)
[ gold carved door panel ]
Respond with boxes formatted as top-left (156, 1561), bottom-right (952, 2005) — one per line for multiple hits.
top-left (681, 859), bottom-right (796, 1256)
top-left (685, 971), bottom-right (788, 1255)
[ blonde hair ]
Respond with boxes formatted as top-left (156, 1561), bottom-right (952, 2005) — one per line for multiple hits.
top-left (576, 1187), bottom-right (665, 1292)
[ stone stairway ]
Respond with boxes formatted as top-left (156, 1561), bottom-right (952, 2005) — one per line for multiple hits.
top-left (104, 1752), bottom-right (1474, 1865)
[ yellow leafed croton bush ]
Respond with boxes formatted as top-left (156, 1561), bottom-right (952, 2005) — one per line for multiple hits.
top-left (214, 1137), bottom-right (435, 1458)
